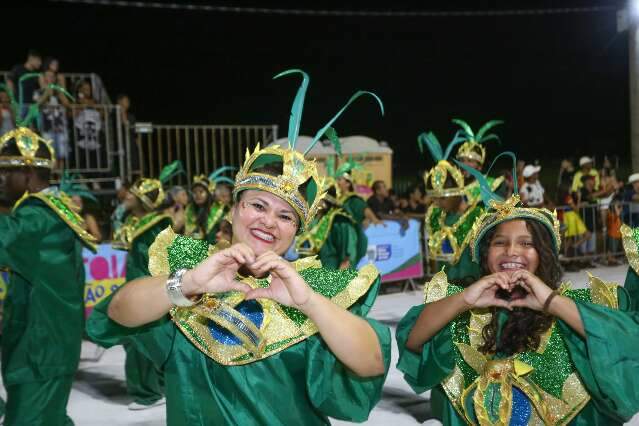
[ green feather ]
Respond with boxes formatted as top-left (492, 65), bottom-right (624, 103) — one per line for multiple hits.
top-left (273, 69), bottom-right (309, 150)
top-left (304, 90), bottom-right (384, 156)
top-left (454, 160), bottom-right (503, 206)
top-left (475, 120), bottom-right (504, 141)
top-left (418, 132), bottom-right (443, 162)
top-left (478, 133), bottom-right (501, 145)
top-left (443, 130), bottom-right (468, 160)
top-left (59, 171), bottom-right (97, 203)
top-left (208, 165), bottom-right (237, 181)
top-left (159, 160), bottom-right (185, 184)
top-left (451, 118), bottom-right (474, 138)
top-left (485, 151), bottom-right (518, 195)
top-left (323, 127), bottom-right (342, 156)
top-left (326, 155), bottom-right (336, 177)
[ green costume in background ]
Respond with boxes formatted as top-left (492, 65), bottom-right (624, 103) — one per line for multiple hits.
top-left (0, 189), bottom-right (97, 426)
top-left (396, 271), bottom-right (639, 425)
top-left (340, 192), bottom-right (368, 225)
top-left (184, 202), bottom-right (228, 244)
top-left (88, 228), bottom-right (391, 425)
top-left (296, 207), bottom-right (367, 269)
top-left (115, 212), bottom-right (173, 406)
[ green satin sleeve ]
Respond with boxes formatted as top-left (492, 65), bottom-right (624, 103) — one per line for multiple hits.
top-left (344, 197), bottom-right (367, 224)
top-left (623, 268), bottom-right (639, 311)
top-left (395, 304), bottom-right (456, 394)
top-left (0, 203), bottom-right (44, 275)
top-left (558, 287), bottom-right (639, 423)
top-left (86, 291), bottom-right (176, 368)
top-left (305, 276), bottom-right (392, 422)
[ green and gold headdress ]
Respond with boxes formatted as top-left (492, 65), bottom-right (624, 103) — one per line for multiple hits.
top-left (130, 160), bottom-right (184, 211)
top-left (418, 130), bottom-right (467, 197)
top-left (452, 118), bottom-right (503, 167)
top-left (0, 74), bottom-right (74, 169)
top-left (233, 69), bottom-right (383, 232)
top-left (193, 166), bottom-right (237, 194)
top-left (457, 153), bottom-right (561, 262)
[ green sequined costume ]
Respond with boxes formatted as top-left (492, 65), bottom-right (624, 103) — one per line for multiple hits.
top-left (114, 212), bottom-right (173, 406)
top-left (0, 189), bottom-right (97, 426)
top-left (183, 202), bottom-right (228, 244)
top-left (87, 228), bottom-right (391, 425)
top-left (396, 271), bottom-right (639, 425)
top-left (296, 207), bottom-right (367, 269)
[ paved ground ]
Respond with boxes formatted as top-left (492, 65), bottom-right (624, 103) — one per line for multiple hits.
top-left (2, 264), bottom-right (636, 425)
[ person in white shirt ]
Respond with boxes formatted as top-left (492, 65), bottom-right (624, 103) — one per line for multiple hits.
top-left (520, 164), bottom-right (548, 208)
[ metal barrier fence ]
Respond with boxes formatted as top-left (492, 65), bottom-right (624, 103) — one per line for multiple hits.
top-left (133, 124), bottom-right (279, 184)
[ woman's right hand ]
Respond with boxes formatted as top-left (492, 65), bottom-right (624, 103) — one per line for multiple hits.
top-left (462, 273), bottom-right (513, 310)
top-left (181, 243), bottom-right (255, 297)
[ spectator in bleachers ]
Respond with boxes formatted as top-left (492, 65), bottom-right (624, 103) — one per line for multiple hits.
top-left (571, 156), bottom-right (600, 193)
top-left (116, 94), bottom-right (139, 174)
top-left (367, 180), bottom-right (408, 230)
top-left (622, 173), bottom-right (639, 226)
top-left (111, 181), bottom-right (131, 234)
top-left (520, 164), bottom-right (551, 208)
top-left (0, 90), bottom-right (15, 134)
top-left (598, 158), bottom-right (624, 232)
top-left (74, 80), bottom-right (104, 151)
top-left (578, 174), bottom-right (598, 263)
top-left (35, 70), bottom-right (71, 170)
top-left (39, 57), bottom-right (66, 89)
top-left (606, 200), bottom-right (623, 266)
top-left (557, 159), bottom-right (575, 196)
top-left (7, 49), bottom-right (42, 114)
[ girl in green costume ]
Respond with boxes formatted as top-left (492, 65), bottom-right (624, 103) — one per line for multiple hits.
top-left (335, 156), bottom-right (382, 228)
top-left (396, 166), bottom-right (639, 425)
top-left (296, 185), bottom-right (367, 270)
top-left (113, 162), bottom-right (182, 410)
top-left (88, 70), bottom-right (391, 425)
top-left (184, 166), bottom-right (235, 244)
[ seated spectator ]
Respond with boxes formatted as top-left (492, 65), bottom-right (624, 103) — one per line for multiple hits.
top-left (35, 70), bottom-right (71, 170)
top-left (571, 156), bottom-right (600, 193)
top-left (0, 90), bottom-right (15, 134)
top-left (367, 180), bottom-right (408, 230)
top-left (520, 164), bottom-right (551, 208)
top-left (8, 50), bottom-right (42, 117)
top-left (403, 184), bottom-right (427, 218)
top-left (71, 195), bottom-right (103, 242)
top-left (622, 173), bottom-right (639, 226)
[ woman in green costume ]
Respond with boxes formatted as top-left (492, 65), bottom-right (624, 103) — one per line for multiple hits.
top-left (420, 131), bottom-right (483, 286)
top-left (296, 181), bottom-right (367, 269)
top-left (112, 162), bottom-right (181, 410)
top-left (396, 165), bottom-right (639, 425)
top-left (87, 70), bottom-right (391, 425)
top-left (184, 166), bottom-right (235, 244)
top-left (335, 156), bottom-right (382, 228)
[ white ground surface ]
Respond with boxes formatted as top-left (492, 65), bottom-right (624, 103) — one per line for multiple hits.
top-left (2, 265), bottom-right (636, 425)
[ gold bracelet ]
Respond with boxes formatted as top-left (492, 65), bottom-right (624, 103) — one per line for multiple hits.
top-left (543, 289), bottom-right (560, 313)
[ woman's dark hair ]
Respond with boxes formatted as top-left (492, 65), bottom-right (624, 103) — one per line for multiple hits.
top-left (193, 183), bottom-right (213, 236)
top-left (478, 219), bottom-right (562, 355)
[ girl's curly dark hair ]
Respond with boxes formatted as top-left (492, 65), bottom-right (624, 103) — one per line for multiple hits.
top-left (478, 219), bottom-right (562, 355)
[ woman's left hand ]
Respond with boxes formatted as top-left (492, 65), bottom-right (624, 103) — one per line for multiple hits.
top-left (508, 269), bottom-right (554, 311)
top-left (244, 251), bottom-right (313, 310)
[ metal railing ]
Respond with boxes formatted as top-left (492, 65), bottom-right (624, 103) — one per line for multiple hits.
top-left (133, 124), bottom-right (278, 184)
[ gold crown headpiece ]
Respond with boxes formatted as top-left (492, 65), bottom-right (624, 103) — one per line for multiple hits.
top-left (232, 69), bottom-right (384, 232)
top-left (130, 160), bottom-right (184, 211)
top-left (0, 74), bottom-right (75, 169)
top-left (418, 131), bottom-right (467, 198)
top-left (192, 166), bottom-right (236, 194)
top-left (454, 153), bottom-right (561, 262)
top-left (452, 118), bottom-right (503, 167)
top-left (0, 127), bottom-right (55, 169)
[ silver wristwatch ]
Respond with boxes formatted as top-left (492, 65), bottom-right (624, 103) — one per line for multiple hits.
top-left (166, 269), bottom-right (199, 307)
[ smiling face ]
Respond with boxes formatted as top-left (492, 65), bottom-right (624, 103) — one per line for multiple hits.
top-left (231, 190), bottom-right (299, 256)
top-left (486, 220), bottom-right (539, 276)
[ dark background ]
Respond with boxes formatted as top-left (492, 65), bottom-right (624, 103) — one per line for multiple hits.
top-left (3, 1), bottom-right (631, 176)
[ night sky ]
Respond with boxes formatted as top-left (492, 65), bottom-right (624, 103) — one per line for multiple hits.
top-left (4, 1), bottom-right (631, 176)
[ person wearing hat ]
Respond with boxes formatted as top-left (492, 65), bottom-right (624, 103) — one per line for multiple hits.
top-left (520, 164), bottom-right (550, 208)
top-left (397, 168), bottom-right (639, 425)
top-left (0, 124), bottom-right (98, 423)
top-left (571, 156), bottom-right (600, 193)
top-left (112, 161), bottom-right (182, 410)
top-left (86, 70), bottom-right (391, 425)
